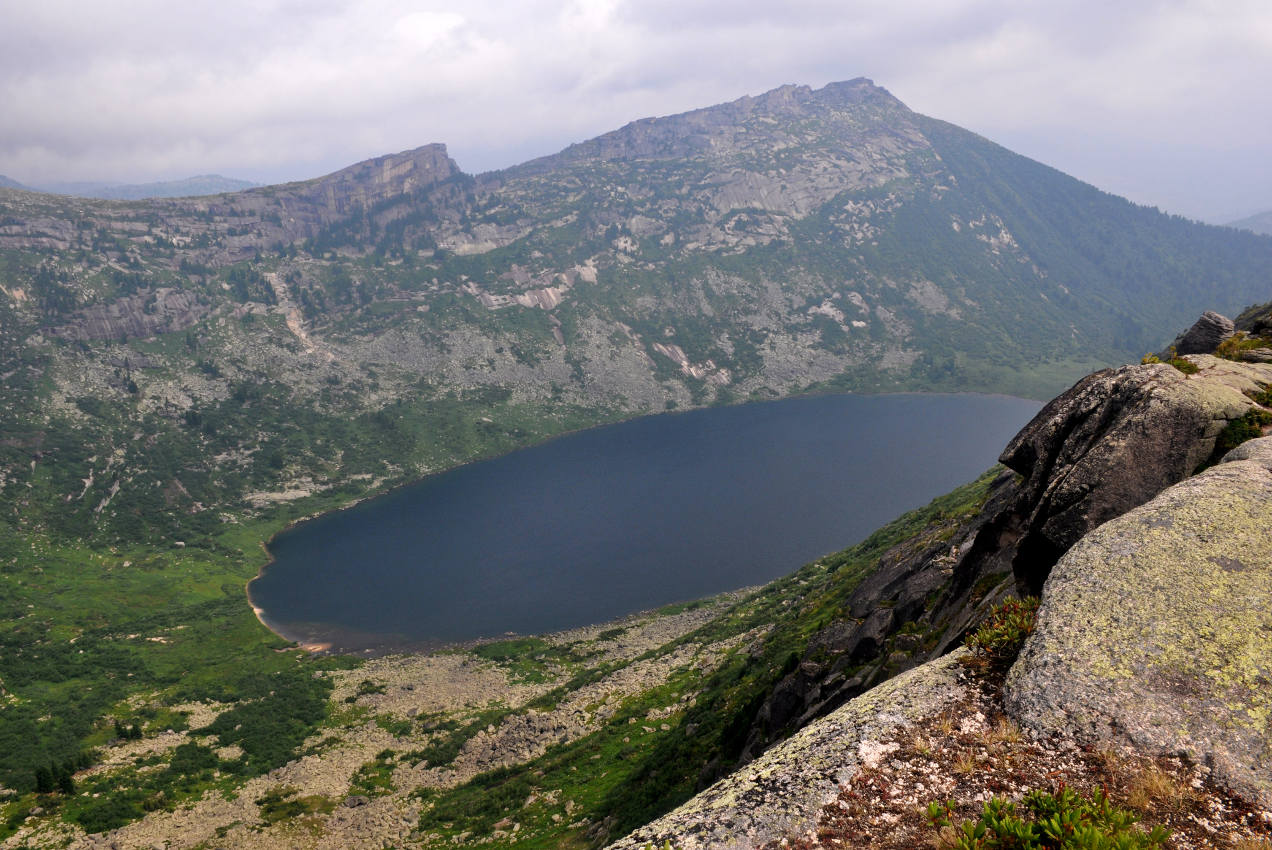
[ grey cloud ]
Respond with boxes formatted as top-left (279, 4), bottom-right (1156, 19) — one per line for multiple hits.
top-left (0, 0), bottom-right (1268, 220)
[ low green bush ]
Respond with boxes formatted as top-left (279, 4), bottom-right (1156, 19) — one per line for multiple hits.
top-left (1215, 409), bottom-right (1272, 456)
top-left (1216, 331), bottom-right (1272, 361)
top-left (1141, 348), bottom-right (1198, 374)
top-left (926, 786), bottom-right (1169, 849)
top-left (965, 597), bottom-right (1040, 663)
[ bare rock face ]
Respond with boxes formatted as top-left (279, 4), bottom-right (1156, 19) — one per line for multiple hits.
top-left (48, 287), bottom-right (210, 342)
top-left (998, 356), bottom-right (1272, 593)
top-left (1006, 437), bottom-right (1272, 807)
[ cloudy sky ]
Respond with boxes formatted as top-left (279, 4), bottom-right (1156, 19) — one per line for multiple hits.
top-left (1, 0), bottom-right (1269, 222)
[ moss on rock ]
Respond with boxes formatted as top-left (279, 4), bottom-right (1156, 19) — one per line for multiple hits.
top-left (1005, 437), bottom-right (1272, 807)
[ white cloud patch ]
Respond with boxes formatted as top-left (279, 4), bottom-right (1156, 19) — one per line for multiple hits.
top-left (0, 0), bottom-right (1268, 220)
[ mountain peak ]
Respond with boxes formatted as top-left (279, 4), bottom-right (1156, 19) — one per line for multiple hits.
top-left (499, 78), bottom-right (914, 178)
top-left (273, 142), bottom-right (460, 198)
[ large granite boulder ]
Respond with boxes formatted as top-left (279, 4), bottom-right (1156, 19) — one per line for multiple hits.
top-left (999, 356), bottom-right (1272, 593)
top-left (1166, 310), bottom-right (1236, 355)
top-left (1006, 437), bottom-right (1272, 807)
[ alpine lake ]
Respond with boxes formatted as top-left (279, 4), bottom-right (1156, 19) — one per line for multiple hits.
top-left (250, 393), bottom-right (1042, 652)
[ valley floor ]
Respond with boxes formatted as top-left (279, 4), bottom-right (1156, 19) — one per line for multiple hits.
top-left (4, 593), bottom-right (755, 849)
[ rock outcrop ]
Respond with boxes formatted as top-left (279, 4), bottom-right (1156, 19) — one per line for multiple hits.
top-left (998, 355), bottom-right (1272, 593)
top-left (1165, 310), bottom-right (1236, 355)
top-left (607, 652), bottom-right (969, 850)
top-left (608, 346), bottom-right (1272, 849)
top-left (1006, 436), bottom-right (1272, 807)
top-left (48, 287), bottom-right (211, 342)
top-left (733, 355), bottom-right (1272, 763)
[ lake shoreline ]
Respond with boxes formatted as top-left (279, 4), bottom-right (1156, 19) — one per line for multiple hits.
top-left (247, 390), bottom-right (1043, 654)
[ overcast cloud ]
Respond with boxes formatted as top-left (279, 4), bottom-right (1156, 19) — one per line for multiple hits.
top-left (1, 0), bottom-right (1269, 221)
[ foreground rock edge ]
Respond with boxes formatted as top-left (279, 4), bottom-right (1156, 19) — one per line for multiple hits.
top-left (606, 651), bottom-right (969, 850)
top-left (1006, 435), bottom-right (1272, 809)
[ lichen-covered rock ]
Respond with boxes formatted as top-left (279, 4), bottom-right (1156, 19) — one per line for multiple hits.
top-left (1167, 310), bottom-right (1236, 355)
top-left (606, 652), bottom-right (968, 850)
top-left (999, 356), bottom-right (1272, 592)
top-left (1005, 436), bottom-right (1272, 806)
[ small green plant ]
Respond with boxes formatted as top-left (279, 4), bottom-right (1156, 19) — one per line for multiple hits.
top-left (1214, 409), bottom-right (1272, 457)
top-left (1169, 356), bottom-right (1200, 375)
top-left (1245, 384), bottom-right (1272, 408)
top-left (254, 785), bottom-right (335, 824)
top-left (349, 751), bottom-right (396, 797)
top-left (926, 786), bottom-right (1169, 849)
top-left (1142, 347), bottom-right (1198, 374)
top-left (964, 597), bottom-right (1040, 662)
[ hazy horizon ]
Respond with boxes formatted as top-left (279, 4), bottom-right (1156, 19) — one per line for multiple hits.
top-left (4, 1), bottom-right (1270, 223)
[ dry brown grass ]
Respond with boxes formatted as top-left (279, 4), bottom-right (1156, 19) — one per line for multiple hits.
top-left (1231, 838), bottom-right (1272, 850)
top-left (986, 717), bottom-right (1022, 746)
top-left (927, 824), bottom-right (959, 849)
top-left (953, 752), bottom-right (979, 775)
top-left (1126, 764), bottom-right (1193, 814)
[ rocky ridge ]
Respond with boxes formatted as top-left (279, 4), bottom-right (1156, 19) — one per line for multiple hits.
top-left (3, 80), bottom-right (1271, 552)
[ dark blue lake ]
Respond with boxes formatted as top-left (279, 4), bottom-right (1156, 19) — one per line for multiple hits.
top-left (250, 393), bottom-right (1040, 650)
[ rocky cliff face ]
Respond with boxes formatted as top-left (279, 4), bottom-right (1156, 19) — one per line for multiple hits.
top-left (999, 355), bottom-right (1272, 593)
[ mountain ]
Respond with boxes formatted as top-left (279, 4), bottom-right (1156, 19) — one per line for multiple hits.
top-left (1228, 208), bottom-right (1272, 236)
top-left (3, 81), bottom-right (1272, 846)
top-left (0, 174), bottom-right (28, 190)
top-left (32, 174), bottom-right (259, 200)
top-left (2, 80), bottom-right (1270, 549)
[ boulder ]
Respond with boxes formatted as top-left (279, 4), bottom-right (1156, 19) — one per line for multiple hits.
top-left (1166, 310), bottom-right (1235, 355)
top-left (607, 652), bottom-right (969, 850)
top-left (999, 356), bottom-right (1272, 592)
top-left (1005, 437), bottom-right (1272, 807)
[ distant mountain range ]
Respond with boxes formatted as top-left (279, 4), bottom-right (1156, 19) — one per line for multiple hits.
top-left (1229, 209), bottom-right (1272, 236)
top-left (2, 78), bottom-right (1272, 547)
top-left (0, 173), bottom-right (257, 199)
